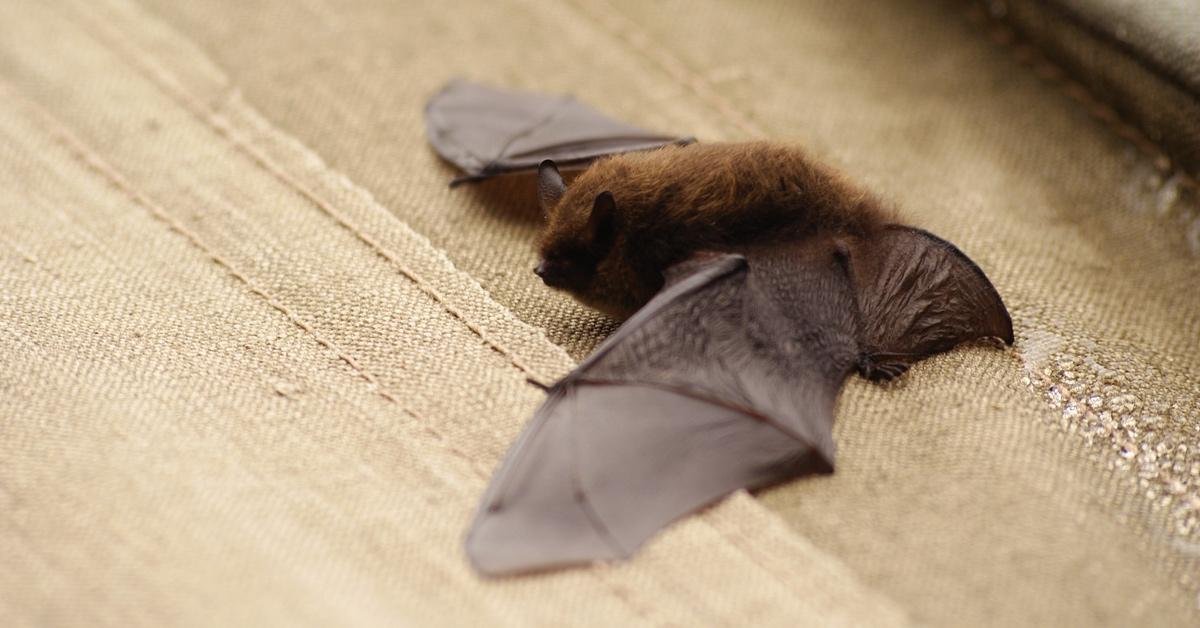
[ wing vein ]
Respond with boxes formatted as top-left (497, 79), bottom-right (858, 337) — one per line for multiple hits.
top-left (567, 390), bottom-right (631, 557)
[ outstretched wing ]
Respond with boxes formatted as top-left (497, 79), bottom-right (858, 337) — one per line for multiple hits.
top-left (466, 239), bottom-right (863, 576)
top-left (425, 79), bottom-right (693, 185)
top-left (849, 226), bottom-right (1013, 380)
top-left (465, 226), bottom-right (1012, 576)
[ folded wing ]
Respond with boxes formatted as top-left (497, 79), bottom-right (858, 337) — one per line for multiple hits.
top-left (425, 79), bottom-right (691, 185)
top-left (850, 226), bottom-right (1013, 378)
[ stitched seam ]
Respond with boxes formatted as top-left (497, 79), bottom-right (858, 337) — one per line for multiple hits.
top-left (563, 0), bottom-right (766, 140)
top-left (1020, 0), bottom-right (1199, 104)
top-left (2, 84), bottom-right (495, 482)
top-left (76, 4), bottom-right (554, 385)
top-left (966, 3), bottom-right (1199, 191)
top-left (64, 8), bottom-right (665, 617)
top-left (23, 98), bottom-right (393, 401)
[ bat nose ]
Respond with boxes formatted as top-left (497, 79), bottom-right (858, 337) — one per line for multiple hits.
top-left (534, 260), bottom-right (566, 287)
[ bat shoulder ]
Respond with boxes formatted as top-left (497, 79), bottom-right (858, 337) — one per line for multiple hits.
top-left (661, 250), bottom-right (743, 288)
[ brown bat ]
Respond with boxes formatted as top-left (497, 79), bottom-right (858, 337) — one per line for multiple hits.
top-left (533, 142), bottom-right (889, 319)
top-left (466, 143), bottom-right (1012, 576)
top-left (424, 81), bottom-right (1012, 577)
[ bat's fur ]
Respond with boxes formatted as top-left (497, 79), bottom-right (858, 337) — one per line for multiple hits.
top-left (537, 141), bottom-right (892, 317)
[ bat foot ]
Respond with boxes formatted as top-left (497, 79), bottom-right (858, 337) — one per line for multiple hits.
top-left (857, 354), bottom-right (910, 382)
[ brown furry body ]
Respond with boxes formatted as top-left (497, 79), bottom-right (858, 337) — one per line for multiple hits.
top-left (537, 141), bottom-right (891, 318)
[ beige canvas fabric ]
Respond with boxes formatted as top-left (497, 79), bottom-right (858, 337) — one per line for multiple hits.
top-left (0, 1), bottom-right (915, 626)
top-left (1, 0), bottom-right (1198, 626)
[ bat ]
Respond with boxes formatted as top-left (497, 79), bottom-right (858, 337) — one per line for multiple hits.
top-left (423, 81), bottom-right (1013, 577)
top-left (466, 145), bottom-right (1013, 576)
top-left (532, 141), bottom-right (887, 318)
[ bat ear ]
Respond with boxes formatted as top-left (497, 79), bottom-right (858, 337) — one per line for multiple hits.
top-left (587, 191), bottom-right (619, 255)
top-left (537, 159), bottom-right (566, 218)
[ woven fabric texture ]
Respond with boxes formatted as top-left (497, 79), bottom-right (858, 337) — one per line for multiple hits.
top-left (0, 1), bottom-right (924, 626)
top-left (1, 0), bottom-right (1198, 626)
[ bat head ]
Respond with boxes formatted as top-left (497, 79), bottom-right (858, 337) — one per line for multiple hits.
top-left (534, 160), bottom-right (622, 297)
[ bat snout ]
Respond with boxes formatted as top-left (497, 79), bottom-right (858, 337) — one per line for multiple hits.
top-left (534, 259), bottom-right (573, 288)
top-left (534, 260), bottom-right (564, 288)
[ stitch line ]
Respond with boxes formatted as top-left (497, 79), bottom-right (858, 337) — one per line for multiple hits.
top-left (966, 3), bottom-right (1198, 191)
top-left (2, 83), bottom-right (495, 482)
top-left (6, 90), bottom-right (391, 398)
top-left (75, 3), bottom-right (553, 384)
top-left (60, 10), bottom-right (666, 610)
